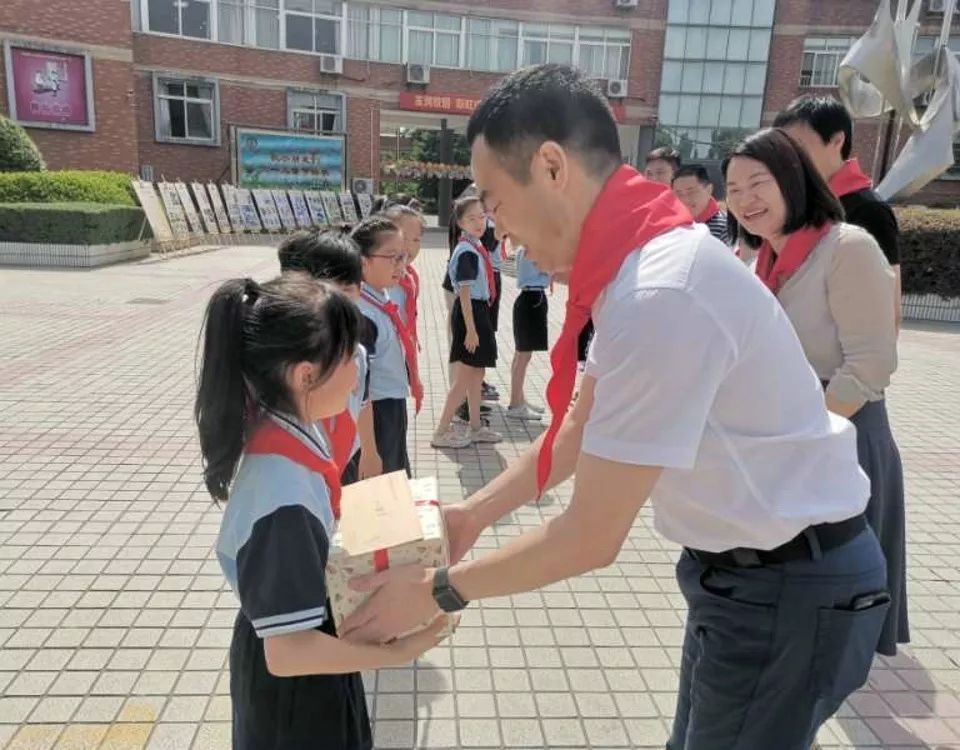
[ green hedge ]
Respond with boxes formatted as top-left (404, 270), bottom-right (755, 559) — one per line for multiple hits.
top-left (0, 171), bottom-right (135, 206)
top-left (895, 207), bottom-right (960, 299)
top-left (0, 116), bottom-right (45, 172)
top-left (0, 203), bottom-right (149, 245)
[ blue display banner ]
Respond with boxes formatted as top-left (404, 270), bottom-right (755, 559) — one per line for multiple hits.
top-left (235, 128), bottom-right (345, 190)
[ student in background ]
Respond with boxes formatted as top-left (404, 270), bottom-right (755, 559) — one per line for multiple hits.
top-left (432, 196), bottom-right (503, 448)
top-left (643, 146), bottom-right (681, 185)
top-left (672, 165), bottom-right (730, 245)
top-left (353, 217), bottom-right (423, 475)
top-left (774, 95), bottom-right (903, 328)
top-left (384, 203), bottom-right (426, 346)
top-left (277, 230), bottom-right (381, 483)
top-left (507, 242), bottom-right (549, 422)
top-left (196, 274), bottom-right (442, 750)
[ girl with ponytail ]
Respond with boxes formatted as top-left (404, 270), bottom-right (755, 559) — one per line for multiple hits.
top-left (195, 273), bottom-right (442, 749)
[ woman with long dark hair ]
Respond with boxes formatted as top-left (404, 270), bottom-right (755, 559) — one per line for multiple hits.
top-left (724, 127), bottom-right (907, 657)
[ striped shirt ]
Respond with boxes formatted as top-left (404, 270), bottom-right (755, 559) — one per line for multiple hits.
top-left (704, 209), bottom-right (731, 246)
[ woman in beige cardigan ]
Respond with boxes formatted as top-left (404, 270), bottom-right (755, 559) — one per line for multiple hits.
top-left (723, 127), bottom-right (908, 657)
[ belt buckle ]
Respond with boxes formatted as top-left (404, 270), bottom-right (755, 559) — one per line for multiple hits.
top-left (730, 548), bottom-right (763, 568)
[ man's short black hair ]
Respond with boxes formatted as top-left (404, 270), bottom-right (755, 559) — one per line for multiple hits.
top-left (672, 164), bottom-right (712, 186)
top-left (466, 64), bottom-right (622, 182)
top-left (722, 128), bottom-right (845, 249)
top-left (646, 147), bottom-right (682, 170)
top-left (773, 95), bottom-right (854, 160)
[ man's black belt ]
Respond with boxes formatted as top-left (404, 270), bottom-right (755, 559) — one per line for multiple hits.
top-left (686, 514), bottom-right (867, 568)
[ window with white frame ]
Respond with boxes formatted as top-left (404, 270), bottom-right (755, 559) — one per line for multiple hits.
top-left (146, 0), bottom-right (211, 38)
top-left (800, 37), bottom-right (855, 87)
top-left (522, 23), bottom-right (575, 67)
top-left (288, 90), bottom-right (343, 132)
top-left (154, 76), bottom-right (219, 144)
top-left (578, 27), bottom-right (631, 79)
top-left (347, 4), bottom-right (402, 62)
top-left (217, 0), bottom-right (244, 44)
top-left (407, 11), bottom-right (462, 67)
top-left (284, 0), bottom-right (343, 55)
top-left (466, 18), bottom-right (519, 73)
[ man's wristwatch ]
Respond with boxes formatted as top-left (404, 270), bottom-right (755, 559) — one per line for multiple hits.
top-left (432, 567), bottom-right (469, 612)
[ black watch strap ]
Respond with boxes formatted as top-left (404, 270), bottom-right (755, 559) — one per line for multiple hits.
top-left (432, 567), bottom-right (469, 612)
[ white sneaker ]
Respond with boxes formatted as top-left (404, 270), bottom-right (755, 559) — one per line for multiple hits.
top-left (506, 404), bottom-right (542, 421)
top-left (525, 402), bottom-right (546, 414)
top-left (431, 426), bottom-right (472, 449)
top-left (470, 425), bottom-right (503, 444)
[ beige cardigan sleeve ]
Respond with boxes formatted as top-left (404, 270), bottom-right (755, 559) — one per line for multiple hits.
top-left (824, 228), bottom-right (898, 405)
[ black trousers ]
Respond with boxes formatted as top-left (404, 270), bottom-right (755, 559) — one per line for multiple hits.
top-left (371, 398), bottom-right (410, 476)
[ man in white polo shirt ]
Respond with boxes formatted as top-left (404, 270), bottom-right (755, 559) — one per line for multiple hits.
top-left (342, 65), bottom-right (889, 749)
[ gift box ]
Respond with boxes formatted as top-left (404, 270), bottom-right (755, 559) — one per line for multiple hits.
top-left (326, 471), bottom-right (458, 639)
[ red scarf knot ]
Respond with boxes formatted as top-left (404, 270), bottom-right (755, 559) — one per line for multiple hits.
top-left (695, 197), bottom-right (722, 224)
top-left (755, 223), bottom-right (833, 295)
top-left (829, 158), bottom-right (873, 198)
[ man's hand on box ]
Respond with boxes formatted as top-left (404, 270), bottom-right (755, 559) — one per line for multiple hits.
top-left (443, 504), bottom-right (481, 564)
top-left (383, 614), bottom-right (447, 665)
top-left (340, 564), bottom-right (440, 644)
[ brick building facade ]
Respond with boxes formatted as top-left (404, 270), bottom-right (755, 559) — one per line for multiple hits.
top-left (1, 0), bottom-right (958, 203)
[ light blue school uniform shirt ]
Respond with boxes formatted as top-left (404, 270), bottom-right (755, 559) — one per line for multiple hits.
top-left (358, 283), bottom-right (409, 401)
top-left (447, 239), bottom-right (491, 302)
top-left (216, 410), bottom-right (336, 638)
top-left (515, 247), bottom-right (549, 289)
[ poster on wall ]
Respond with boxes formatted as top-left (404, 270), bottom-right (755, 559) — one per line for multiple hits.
top-left (287, 191), bottom-right (313, 229)
top-left (131, 180), bottom-right (174, 242)
top-left (158, 183), bottom-right (190, 238)
top-left (338, 192), bottom-right (359, 223)
top-left (3, 43), bottom-right (96, 131)
top-left (206, 184), bottom-right (233, 233)
top-left (220, 185), bottom-right (246, 232)
top-left (271, 189), bottom-right (298, 230)
top-left (321, 191), bottom-right (343, 223)
top-left (174, 182), bottom-right (203, 234)
top-left (356, 193), bottom-right (374, 219)
top-left (191, 183), bottom-right (221, 234)
top-left (234, 127), bottom-right (345, 190)
top-left (235, 188), bottom-right (263, 231)
top-left (252, 189), bottom-right (283, 232)
top-left (303, 190), bottom-right (328, 226)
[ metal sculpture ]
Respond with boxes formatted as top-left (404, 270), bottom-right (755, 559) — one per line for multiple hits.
top-left (838, 0), bottom-right (960, 199)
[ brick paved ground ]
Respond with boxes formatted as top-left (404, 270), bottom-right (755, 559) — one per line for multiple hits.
top-left (0, 236), bottom-right (958, 749)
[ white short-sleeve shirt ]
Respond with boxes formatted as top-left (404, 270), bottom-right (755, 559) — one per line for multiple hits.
top-left (582, 224), bottom-right (869, 553)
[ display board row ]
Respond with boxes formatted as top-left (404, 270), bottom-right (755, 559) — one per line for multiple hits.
top-left (131, 181), bottom-right (375, 243)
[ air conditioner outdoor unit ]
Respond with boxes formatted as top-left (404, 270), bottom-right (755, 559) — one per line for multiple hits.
top-left (319, 54), bottom-right (343, 75)
top-left (406, 63), bottom-right (430, 84)
top-left (606, 79), bottom-right (628, 98)
top-left (352, 177), bottom-right (373, 195)
top-left (928, 0), bottom-right (946, 12)
top-left (615, 0), bottom-right (639, 7)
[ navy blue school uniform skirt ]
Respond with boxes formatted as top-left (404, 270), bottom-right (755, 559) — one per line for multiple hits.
top-left (450, 298), bottom-right (498, 369)
top-left (230, 612), bottom-right (372, 750)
